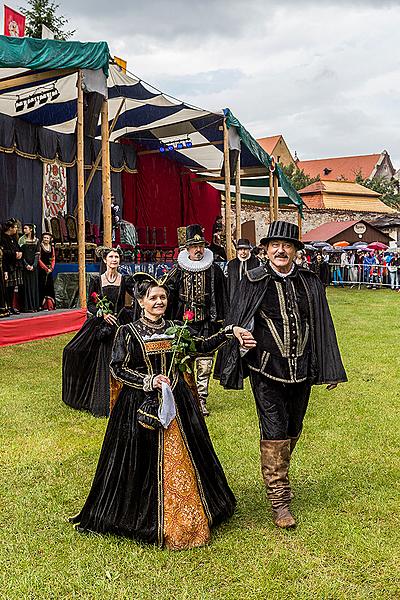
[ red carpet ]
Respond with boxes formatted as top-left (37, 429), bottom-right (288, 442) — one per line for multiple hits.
top-left (0, 309), bottom-right (86, 347)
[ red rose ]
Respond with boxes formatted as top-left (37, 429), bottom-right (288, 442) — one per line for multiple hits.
top-left (91, 292), bottom-right (98, 301)
top-left (183, 309), bottom-right (195, 321)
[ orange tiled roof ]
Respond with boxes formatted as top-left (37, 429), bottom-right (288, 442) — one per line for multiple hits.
top-left (298, 180), bottom-right (396, 214)
top-left (297, 154), bottom-right (381, 181)
top-left (257, 135), bottom-right (282, 155)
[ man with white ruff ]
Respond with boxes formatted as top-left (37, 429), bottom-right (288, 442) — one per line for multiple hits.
top-left (166, 224), bottom-right (228, 416)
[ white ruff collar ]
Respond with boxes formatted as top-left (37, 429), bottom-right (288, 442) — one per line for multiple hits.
top-left (178, 248), bottom-right (214, 272)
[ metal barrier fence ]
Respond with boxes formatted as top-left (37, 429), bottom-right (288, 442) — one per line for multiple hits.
top-left (327, 262), bottom-right (400, 289)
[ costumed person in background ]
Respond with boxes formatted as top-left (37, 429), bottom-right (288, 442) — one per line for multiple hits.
top-left (0, 244), bottom-right (10, 317)
top-left (62, 247), bottom-right (134, 417)
top-left (294, 249), bottom-right (309, 269)
top-left (70, 274), bottom-right (255, 549)
top-left (166, 224), bottom-right (229, 416)
top-left (1, 218), bottom-right (23, 314)
top-left (219, 221), bottom-right (347, 529)
top-left (311, 252), bottom-right (331, 289)
top-left (38, 233), bottom-right (56, 310)
top-left (226, 238), bottom-right (259, 303)
top-left (19, 224), bottom-right (40, 312)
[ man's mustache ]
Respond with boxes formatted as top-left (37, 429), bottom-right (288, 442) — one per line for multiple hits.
top-left (275, 253), bottom-right (289, 258)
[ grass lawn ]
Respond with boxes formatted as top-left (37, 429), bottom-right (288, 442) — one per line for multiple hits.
top-left (0, 288), bottom-right (399, 599)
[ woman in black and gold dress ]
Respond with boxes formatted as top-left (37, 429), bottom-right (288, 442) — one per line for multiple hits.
top-left (19, 224), bottom-right (40, 312)
top-left (70, 275), bottom-right (256, 550)
top-left (62, 248), bottom-right (134, 417)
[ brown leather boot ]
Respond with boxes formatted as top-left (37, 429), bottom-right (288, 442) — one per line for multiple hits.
top-left (260, 439), bottom-right (296, 529)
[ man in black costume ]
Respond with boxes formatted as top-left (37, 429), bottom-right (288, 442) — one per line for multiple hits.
top-left (219, 221), bottom-right (347, 529)
top-left (166, 224), bottom-right (228, 416)
top-left (226, 238), bottom-right (259, 302)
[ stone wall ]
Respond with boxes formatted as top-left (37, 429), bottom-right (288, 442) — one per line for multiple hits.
top-left (234, 204), bottom-right (397, 243)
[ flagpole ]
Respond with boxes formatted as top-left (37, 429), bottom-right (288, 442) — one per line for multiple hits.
top-left (223, 118), bottom-right (233, 260)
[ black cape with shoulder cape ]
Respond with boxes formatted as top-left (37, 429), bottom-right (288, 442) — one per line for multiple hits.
top-left (218, 265), bottom-right (347, 390)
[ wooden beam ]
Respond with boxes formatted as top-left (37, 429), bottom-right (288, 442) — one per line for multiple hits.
top-left (101, 98), bottom-right (112, 247)
top-left (235, 152), bottom-right (241, 240)
top-left (0, 67), bottom-right (77, 92)
top-left (269, 172), bottom-right (274, 223)
top-left (137, 139), bottom-right (223, 156)
top-left (76, 70), bottom-right (87, 310)
top-left (273, 171), bottom-right (279, 220)
top-left (297, 210), bottom-right (303, 239)
top-left (84, 98), bottom-right (125, 196)
top-left (223, 119), bottom-right (233, 261)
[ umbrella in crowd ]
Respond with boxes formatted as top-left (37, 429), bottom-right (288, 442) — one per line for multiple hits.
top-left (353, 241), bottom-right (368, 247)
top-left (367, 241), bottom-right (388, 250)
top-left (333, 241), bottom-right (350, 247)
top-left (312, 241), bottom-right (334, 250)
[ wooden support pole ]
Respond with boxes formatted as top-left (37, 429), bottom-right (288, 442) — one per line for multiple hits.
top-left (101, 98), bottom-right (112, 247)
top-left (235, 152), bottom-right (241, 240)
top-left (223, 119), bottom-right (233, 260)
top-left (273, 171), bottom-right (279, 221)
top-left (77, 70), bottom-right (87, 310)
top-left (85, 98), bottom-right (125, 196)
top-left (269, 172), bottom-right (274, 223)
top-left (297, 210), bottom-right (303, 239)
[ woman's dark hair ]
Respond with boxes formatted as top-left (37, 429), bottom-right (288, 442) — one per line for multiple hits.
top-left (134, 280), bottom-right (168, 301)
top-left (96, 246), bottom-right (123, 274)
top-left (2, 218), bottom-right (18, 232)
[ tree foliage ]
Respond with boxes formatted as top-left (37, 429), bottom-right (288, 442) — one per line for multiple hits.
top-left (281, 162), bottom-right (320, 191)
top-left (20, 0), bottom-right (75, 40)
top-left (355, 171), bottom-right (400, 210)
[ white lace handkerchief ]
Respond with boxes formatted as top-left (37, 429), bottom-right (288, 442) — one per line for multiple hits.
top-left (159, 382), bottom-right (176, 428)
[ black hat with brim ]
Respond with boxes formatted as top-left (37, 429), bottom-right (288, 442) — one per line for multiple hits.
top-left (261, 220), bottom-right (304, 250)
top-left (185, 224), bottom-right (206, 246)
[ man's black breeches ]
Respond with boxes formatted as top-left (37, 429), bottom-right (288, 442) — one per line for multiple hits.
top-left (249, 371), bottom-right (311, 440)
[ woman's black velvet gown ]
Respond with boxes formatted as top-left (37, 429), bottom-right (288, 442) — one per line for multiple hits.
top-left (62, 275), bottom-right (133, 417)
top-left (21, 240), bottom-right (40, 311)
top-left (38, 245), bottom-right (56, 309)
top-left (71, 319), bottom-right (236, 549)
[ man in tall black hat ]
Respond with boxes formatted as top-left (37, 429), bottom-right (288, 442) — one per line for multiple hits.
top-left (166, 224), bottom-right (228, 416)
top-left (219, 220), bottom-right (347, 528)
top-left (226, 238), bottom-right (259, 302)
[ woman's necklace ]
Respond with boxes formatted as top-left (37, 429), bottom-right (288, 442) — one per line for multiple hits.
top-left (104, 270), bottom-right (118, 284)
top-left (140, 314), bottom-right (165, 329)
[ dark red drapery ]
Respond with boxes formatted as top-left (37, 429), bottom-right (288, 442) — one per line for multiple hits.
top-left (121, 145), bottom-right (221, 246)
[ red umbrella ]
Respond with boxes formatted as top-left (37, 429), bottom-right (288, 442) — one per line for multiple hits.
top-left (367, 241), bottom-right (388, 250)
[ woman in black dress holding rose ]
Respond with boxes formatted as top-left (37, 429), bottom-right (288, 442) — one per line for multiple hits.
top-left (62, 247), bottom-right (134, 417)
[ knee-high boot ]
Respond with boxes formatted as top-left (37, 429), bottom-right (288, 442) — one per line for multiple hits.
top-left (260, 439), bottom-right (296, 529)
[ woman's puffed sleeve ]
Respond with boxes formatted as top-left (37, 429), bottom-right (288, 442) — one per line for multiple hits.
top-left (110, 326), bottom-right (151, 389)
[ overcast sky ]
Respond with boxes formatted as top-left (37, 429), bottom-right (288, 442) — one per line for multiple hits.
top-left (21, 0), bottom-right (400, 166)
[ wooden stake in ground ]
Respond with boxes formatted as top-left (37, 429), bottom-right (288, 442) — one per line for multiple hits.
top-left (223, 119), bottom-right (233, 260)
top-left (76, 70), bottom-right (86, 309)
top-left (235, 151), bottom-right (241, 240)
top-left (101, 98), bottom-right (112, 247)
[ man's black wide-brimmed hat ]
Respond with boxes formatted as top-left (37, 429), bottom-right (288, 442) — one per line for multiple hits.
top-left (185, 224), bottom-right (206, 246)
top-left (236, 238), bottom-right (252, 249)
top-left (262, 220), bottom-right (304, 250)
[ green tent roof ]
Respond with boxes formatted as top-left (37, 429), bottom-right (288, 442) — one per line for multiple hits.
top-left (0, 35), bottom-right (110, 75)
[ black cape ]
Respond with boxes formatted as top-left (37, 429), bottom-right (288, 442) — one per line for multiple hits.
top-left (219, 264), bottom-right (347, 389)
